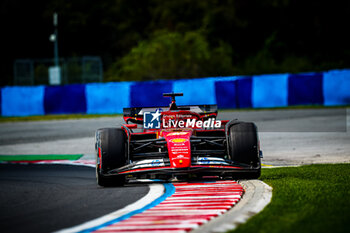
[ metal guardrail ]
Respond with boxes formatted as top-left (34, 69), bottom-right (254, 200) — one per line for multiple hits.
top-left (13, 56), bottom-right (103, 85)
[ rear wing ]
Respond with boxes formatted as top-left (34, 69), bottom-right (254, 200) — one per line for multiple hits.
top-left (123, 105), bottom-right (218, 117)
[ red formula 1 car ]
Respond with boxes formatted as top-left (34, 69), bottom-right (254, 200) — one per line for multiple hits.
top-left (95, 93), bottom-right (262, 186)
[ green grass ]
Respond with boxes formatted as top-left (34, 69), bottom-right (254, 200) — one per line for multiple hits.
top-left (231, 164), bottom-right (350, 233)
top-left (0, 154), bottom-right (83, 161)
top-left (0, 114), bottom-right (121, 123)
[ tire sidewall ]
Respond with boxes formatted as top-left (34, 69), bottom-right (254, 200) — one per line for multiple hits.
top-left (95, 128), bottom-right (127, 186)
top-left (227, 121), bottom-right (260, 167)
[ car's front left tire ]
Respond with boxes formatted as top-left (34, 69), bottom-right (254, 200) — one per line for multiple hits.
top-left (227, 121), bottom-right (261, 179)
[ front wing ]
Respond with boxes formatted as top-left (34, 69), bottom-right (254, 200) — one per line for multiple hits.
top-left (103, 157), bottom-right (260, 178)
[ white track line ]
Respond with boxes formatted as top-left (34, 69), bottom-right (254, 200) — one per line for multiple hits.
top-left (54, 184), bottom-right (164, 233)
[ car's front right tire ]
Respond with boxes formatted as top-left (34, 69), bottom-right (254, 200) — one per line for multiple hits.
top-left (95, 128), bottom-right (127, 187)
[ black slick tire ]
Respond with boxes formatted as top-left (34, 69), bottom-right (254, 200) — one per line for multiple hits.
top-left (228, 122), bottom-right (261, 179)
top-left (95, 128), bottom-right (127, 187)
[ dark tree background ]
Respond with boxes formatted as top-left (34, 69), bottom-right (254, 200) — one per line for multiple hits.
top-left (1, 0), bottom-right (349, 85)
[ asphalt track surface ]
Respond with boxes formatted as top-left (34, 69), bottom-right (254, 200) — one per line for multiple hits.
top-left (0, 108), bottom-right (347, 146)
top-left (0, 108), bottom-right (349, 165)
top-left (0, 108), bottom-right (349, 232)
top-left (0, 164), bottom-right (149, 233)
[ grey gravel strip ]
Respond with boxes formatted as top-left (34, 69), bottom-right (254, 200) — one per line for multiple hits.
top-left (191, 180), bottom-right (272, 233)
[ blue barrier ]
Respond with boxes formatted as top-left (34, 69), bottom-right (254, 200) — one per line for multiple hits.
top-left (252, 73), bottom-right (288, 108)
top-left (173, 78), bottom-right (216, 105)
top-left (0, 88), bottom-right (2, 116)
top-left (323, 69), bottom-right (350, 106)
top-left (236, 78), bottom-right (252, 108)
top-left (1, 69), bottom-right (349, 116)
top-left (1, 86), bottom-right (45, 116)
top-left (215, 80), bottom-right (237, 109)
top-left (288, 72), bottom-right (324, 106)
top-left (215, 77), bottom-right (253, 109)
top-left (130, 81), bottom-right (173, 107)
top-left (44, 84), bottom-right (87, 114)
top-left (86, 82), bottom-right (131, 114)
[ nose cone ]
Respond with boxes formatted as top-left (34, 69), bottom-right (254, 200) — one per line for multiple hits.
top-left (164, 132), bottom-right (192, 168)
